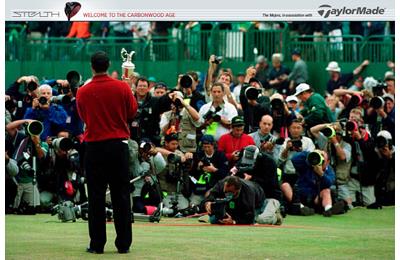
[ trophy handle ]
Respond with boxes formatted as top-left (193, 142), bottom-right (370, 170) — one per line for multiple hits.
top-left (121, 48), bottom-right (128, 61)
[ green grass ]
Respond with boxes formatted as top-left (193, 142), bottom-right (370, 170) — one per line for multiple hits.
top-left (6, 207), bottom-right (395, 260)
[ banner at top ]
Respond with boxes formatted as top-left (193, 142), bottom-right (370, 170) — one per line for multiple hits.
top-left (5, 0), bottom-right (395, 21)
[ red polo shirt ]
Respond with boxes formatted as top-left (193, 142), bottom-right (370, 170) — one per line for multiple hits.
top-left (218, 132), bottom-right (255, 162)
top-left (76, 74), bottom-right (137, 142)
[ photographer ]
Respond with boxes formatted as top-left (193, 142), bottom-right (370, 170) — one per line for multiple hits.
top-left (156, 133), bottom-right (193, 212)
top-left (23, 84), bottom-right (68, 141)
top-left (204, 55), bottom-right (237, 108)
top-left (368, 131), bottom-right (395, 207)
top-left (240, 66), bottom-right (271, 133)
top-left (295, 83), bottom-right (334, 129)
top-left (204, 176), bottom-right (265, 225)
top-left (249, 115), bottom-right (282, 161)
top-left (269, 93), bottom-right (297, 138)
top-left (46, 130), bottom-right (83, 204)
top-left (310, 123), bottom-right (353, 209)
top-left (176, 72), bottom-right (205, 112)
top-left (6, 75), bottom-right (40, 120)
top-left (231, 145), bottom-right (282, 225)
top-left (10, 120), bottom-right (48, 214)
top-left (218, 116), bottom-right (255, 166)
top-left (190, 135), bottom-right (229, 206)
top-left (131, 77), bottom-right (173, 146)
top-left (279, 119), bottom-right (315, 213)
top-left (199, 82), bottom-right (238, 141)
top-left (291, 150), bottom-right (345, 217)
top-left (160, 91), bottom-right (201, 153)
top-left (129, 139), bottom-right (166, 213)
top-left (52, 72), bottom-right (84, 137)
top-left (365, 94), bottom-right (395, 142)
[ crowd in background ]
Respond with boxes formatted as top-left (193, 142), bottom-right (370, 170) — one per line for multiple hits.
top-left (5, 46), bottom-right (395, 224)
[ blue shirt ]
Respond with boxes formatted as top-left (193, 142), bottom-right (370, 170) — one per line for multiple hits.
top-left (24, 105), bottom-right (68, 141)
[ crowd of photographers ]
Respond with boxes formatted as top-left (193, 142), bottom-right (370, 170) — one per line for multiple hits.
top-left (5, 51), bottom-right (395, 225)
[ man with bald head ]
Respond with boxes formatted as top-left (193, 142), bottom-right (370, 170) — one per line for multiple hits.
top-left (249, 114), bottom-right (281, 161)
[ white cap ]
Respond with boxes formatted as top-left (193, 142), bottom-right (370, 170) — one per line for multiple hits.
top-left (377, 130), bottom-right (392, 140)
top-left (286, 95), bottom-right (298, 103)
top-left (326, 61), bottom-right (341, 72)
top-left (256, 55), bottom-right (267, 64)
top-left (294, 83), bottom-right (311, 96)
top-left (270, 93), bottom-right (284, 101)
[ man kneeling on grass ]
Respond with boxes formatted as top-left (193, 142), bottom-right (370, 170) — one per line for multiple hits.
top-left (203, 176), bottom-right (282, 225)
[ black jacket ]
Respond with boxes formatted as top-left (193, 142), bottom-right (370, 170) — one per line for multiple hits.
top-left (205, 178), bottom-right (265, 224)
top-left (189, 90), bottom-right (206, 112)
top-left (131, 94), bottom-right (172, 146)
top-left (239, 83), bottom-right (271, 133)
top-left (251, 152), bottom-right (282, 201)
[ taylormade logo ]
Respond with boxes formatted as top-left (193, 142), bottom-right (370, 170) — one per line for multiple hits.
top-left (317, 5), bottom-right (385, 18)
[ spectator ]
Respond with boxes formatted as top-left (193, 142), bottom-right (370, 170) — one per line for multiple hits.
top-left (153, 83), bottom-right (168, 97)
top-left (295, 83), bottom-right (333, 129)
top-left (325, 60), bottom-right (369, 94)
top-left (66, 22), bottom-right (91, 39)
top-left (232, 72), bottom-right (245, 105)
top-left (254, 55), bottom-right (270, 90)
top-left (218, 116), bottom-right (255, 166)
top-left (269, 53), bottom-right (291, 96)
top-left (286, 48), bottom-right (308, 93)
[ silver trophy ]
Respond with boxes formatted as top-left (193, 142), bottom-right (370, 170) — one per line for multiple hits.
top-left (121, 48), bottom-right (135, 79)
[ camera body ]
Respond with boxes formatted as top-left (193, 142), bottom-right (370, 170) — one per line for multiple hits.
top-left (38, 96), bottom-right (48, 106)
top-left (289, 139), bottom-right (302, 151)
top-left (203, 106), bottom-right (222, 122)
top-left (211, 198), bottom-right (229, 221)
top-left (212, 56), bottom-right (223, 65)
top-left (200, 157), bottom-right (212, 167)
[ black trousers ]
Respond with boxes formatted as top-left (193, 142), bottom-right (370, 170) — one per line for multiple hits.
top-left (85, 139), bottom-right (132, 251)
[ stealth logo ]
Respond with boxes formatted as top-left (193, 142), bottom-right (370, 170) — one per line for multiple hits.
top-left (317, 5), bottom-right (385, 18)
top-left (65, 2), bottom-right (81, 21)
top-left (318, 4), bottom-right (332, 18)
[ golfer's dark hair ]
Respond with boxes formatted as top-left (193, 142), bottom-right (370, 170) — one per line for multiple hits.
top-left (91, 51), bottom-right (110, 73)
top-left (225, 176), bottom-right (242, 190)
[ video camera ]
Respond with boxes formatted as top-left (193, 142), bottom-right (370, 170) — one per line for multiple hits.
top-left (203, 106), bottom-right (222, 122)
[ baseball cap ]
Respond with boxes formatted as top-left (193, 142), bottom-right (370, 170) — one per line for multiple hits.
top-left (231, 116), bottom-right (245, 127)
top-left (382, 94), bottom-right (394, 102)
top-left (148, 76), bottom-right (157, 82)
top-left (294, 83), bottom-right (311, 96)
top-left (256, 55), bottom-right (267, 64)
top-left (291, 48), bottom-right (301, 56)
top-left (286, 95), bottom-right (298, 103)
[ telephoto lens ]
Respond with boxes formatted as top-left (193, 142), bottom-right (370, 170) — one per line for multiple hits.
top-left (245, 87), bottom-right (261, 100)
top-left (321, 126), bottom-right (336, 139)
top-left (180, 74), bottom-right (193, 88)
top-left (369, 96), bottom-right (384, 110)
top-left (26, 121), bottom-right (44, 136)
top-left (307, 151), bottom-right (324, 166)
top-left (38, 96), bottom-right (48, 105)
top-left (26, 81), bottom-right (38, 92)
top-left (345, 121), bottom-right (357, 132)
